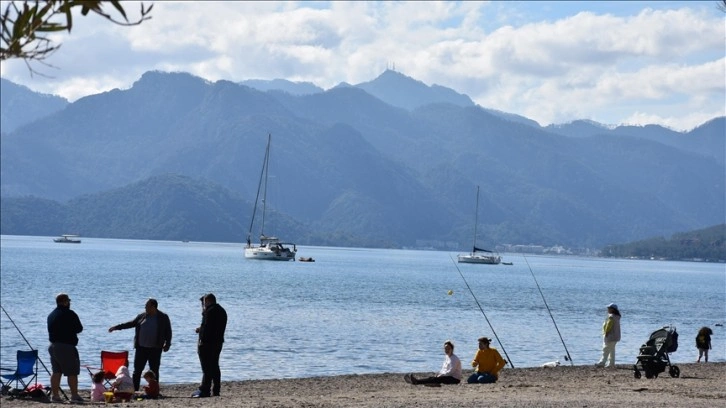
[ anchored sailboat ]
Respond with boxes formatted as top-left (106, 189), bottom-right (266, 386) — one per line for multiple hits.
top-left (244, 134), bottom-right (297, 261)
top-left (457, 185), bottom-right (501, 264)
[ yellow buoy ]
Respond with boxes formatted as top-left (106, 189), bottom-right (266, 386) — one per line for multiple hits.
top-left (447, 290), bottom-right (454, 296)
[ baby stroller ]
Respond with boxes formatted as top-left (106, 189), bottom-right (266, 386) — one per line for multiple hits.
top-left (633, 325), bottom-right (679, 379)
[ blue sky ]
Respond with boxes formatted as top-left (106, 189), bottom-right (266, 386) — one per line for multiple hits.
top-left (1, 1), bottom-right (724, 131)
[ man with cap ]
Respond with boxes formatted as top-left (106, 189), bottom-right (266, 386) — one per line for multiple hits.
top-left (47, 293), bottom-right (84, 402)
top-left (192, 293), bottom-right (227, 398)
top-left (596, 303), bottom-right (621, 368)
top-left (108, 298), bottom-right (173, 390)
top-left (467, 336), bottom-right (507, 384)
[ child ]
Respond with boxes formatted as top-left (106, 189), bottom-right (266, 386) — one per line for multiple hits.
top-left (142, 370), bottom-right (160, 399)
top-left (696, 326), bottom-right (713, 363)
top-left (111, 366), bottom-right (135, 402)
top-left (90, 370), bottom-right (106, 402)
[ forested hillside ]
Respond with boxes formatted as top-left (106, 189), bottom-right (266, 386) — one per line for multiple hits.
top-left (602, 224), bottom-right (726, 261)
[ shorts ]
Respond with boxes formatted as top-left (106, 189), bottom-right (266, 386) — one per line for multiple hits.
top-left (49, 343), bottom-right (80, 376)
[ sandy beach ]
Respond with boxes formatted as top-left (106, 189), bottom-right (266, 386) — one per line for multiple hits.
top-left (2, 362), bottom-right (724, 407)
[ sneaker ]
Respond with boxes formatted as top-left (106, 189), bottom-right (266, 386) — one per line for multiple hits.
top-left (70, 394), bottom-right (84, 403)
top-left (191, 390), bottom-right (210, 398)
top-left (594, 363), bottom-right (605, 368)
top-left (51, 395), bottom-right (63, 402)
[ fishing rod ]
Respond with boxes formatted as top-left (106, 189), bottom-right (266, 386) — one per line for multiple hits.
top-left (1, 304), bottom-right (68, 399)
top-left (522, 255), bottom-right (574, 365)
top-left (449, 256), bottom-right (515, 368)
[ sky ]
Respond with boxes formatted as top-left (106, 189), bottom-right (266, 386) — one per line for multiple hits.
top-left (1, 1), bottom-right (724, 131)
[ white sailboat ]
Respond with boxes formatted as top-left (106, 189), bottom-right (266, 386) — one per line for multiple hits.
top-left (244, 134), bottom-right (297, 261)
top-left (457, 185), bottom-right (501, 265)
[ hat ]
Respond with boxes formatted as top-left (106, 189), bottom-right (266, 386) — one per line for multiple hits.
top-left (478, 337), bottom-right (492, 343)
top-left (606, 303), bottom-right (618, 310)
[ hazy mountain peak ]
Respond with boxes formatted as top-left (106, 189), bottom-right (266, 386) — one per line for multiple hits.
top-left (354, 69), bottom-right (474, 111)
top-left (332, 82), bottom-right (354, 89)
top-left (0, 78), bottom-right (69, 133)
top-left (240, 78), bottom-right (324, 95)
top-left (133, 70), bottom-right (210, 90)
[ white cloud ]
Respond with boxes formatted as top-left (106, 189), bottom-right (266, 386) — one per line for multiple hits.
top-left (1, 1), bottom-right (723, 131)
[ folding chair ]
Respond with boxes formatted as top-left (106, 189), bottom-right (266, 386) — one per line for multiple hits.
top-left (0, 350), bottom-right (38, 392)
top-left (85, 350), bottom-right (129, 388)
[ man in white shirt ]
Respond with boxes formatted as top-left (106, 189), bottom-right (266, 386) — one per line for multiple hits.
top-left (404, 340), bottom-right (462, 386)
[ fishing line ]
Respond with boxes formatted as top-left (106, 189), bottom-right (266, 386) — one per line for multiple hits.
top-left (449, 256), bottom-right (515, 368)
top-left (1, 303), bottom-right (69, 398)
top-left (523, 255), bottom-right (574, 365)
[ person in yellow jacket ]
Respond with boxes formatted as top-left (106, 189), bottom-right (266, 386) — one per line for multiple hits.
top-left (595, 303), bottom-right (621, 368)
top-left (467, 337), bottom-right (506, 383)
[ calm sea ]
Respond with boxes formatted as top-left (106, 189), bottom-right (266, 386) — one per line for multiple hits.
top-left (1, 235), bottom-right (723, 387)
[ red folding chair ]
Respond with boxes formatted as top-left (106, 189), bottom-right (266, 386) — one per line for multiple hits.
top-left (85, 350), bottom-right (129, 388)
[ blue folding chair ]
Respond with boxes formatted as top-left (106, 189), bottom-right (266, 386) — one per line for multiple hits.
top-left (0, 350), bottom-right (38, 392)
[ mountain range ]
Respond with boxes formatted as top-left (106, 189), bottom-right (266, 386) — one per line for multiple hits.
top-left (1, 70), bottom-right (723, 249)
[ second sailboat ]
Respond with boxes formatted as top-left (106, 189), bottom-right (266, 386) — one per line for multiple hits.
top-left (244, 134), bottom-right (297, 261)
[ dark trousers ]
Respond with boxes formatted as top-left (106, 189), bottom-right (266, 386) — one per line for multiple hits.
top-left (416, 375), bottom-right (461, 385)
top-left (132, 346), bottom-right (162, 391)
top-left (198, 343), bottom-right (223, 395)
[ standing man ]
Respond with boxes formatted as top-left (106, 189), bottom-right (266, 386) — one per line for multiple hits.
top-left (47, 293), bottom-right (84, 403)
top-left (192, 293), bottom-right (227, 398)
top-left (109, 298), bottom-right (173, 391)
top-left (467, 336), bottom-right (507, 384)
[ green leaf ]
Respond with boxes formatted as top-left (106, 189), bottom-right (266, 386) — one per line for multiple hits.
top-left (35, 24), bottom-right (67, 33)
top-left (110, 1), bottom-right (128, 21)
top-left (12, 5), bottom-right (36, 39)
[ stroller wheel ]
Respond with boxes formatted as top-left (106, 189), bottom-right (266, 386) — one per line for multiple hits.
top-left (669, 366), bottom-right (680, 378)
top-left (645, 370), bottom-right (654, 379)
top-left (634, 369), bottom-right (641, 379)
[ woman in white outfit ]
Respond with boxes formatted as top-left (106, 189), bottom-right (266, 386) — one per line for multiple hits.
top-left (596, 303), bottom-right (621, 368)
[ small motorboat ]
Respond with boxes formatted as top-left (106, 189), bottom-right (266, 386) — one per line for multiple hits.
top-left (298, 257), bottom-right (315, 262)
top-left (502, 262), bottom-right (513, 265)
top-left (54, 234), bottom-right (81, 244)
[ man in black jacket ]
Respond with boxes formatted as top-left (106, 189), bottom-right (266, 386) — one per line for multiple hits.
top-left (109, 298), bottom-right (172, 391)
top-left (192, 293), bottom-right (227, 398)
top-left (47, 293), bottom-right (84, 403)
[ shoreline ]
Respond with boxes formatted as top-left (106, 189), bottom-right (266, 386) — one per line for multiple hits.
top-left (3, 362), bottom-right (724, 407)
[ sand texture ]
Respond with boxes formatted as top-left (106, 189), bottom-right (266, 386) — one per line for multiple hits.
top-left (2, 363), bottom-right (724, 407)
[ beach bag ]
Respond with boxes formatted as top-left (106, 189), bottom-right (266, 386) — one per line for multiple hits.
top-left (667, 329), bottom-right (678, 353)
top-left (27, 384), bottom-right (47, 399)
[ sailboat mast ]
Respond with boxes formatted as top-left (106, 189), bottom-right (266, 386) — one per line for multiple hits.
top-left (260, 134), bottom-right (271, 237)
top-left (472, 185), bottom-right (480, 251)
top-left (247, 134), bottom-right (272, 243)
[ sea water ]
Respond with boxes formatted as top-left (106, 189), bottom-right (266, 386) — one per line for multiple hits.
top-left (1, 235), bottom-right (723, 386)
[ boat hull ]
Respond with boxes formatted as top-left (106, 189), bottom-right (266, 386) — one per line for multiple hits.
top-left (244, 246), bottom-right (296, 261)
top-left (54, 236), bottom-right (81, 244)
top-left (457, 254), bottom-right (501, 264)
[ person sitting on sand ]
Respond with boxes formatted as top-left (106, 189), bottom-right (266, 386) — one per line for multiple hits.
top-left (404, 340), bottom-right (462, 386)
top-left (141, 369), bottom-right (160, 399)
top-left (90, 370), bottom-right (105, 402)
top-left (111, 366), bottom-right (135, 401)
top-left (467, 336), bottom-right (506, 384)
